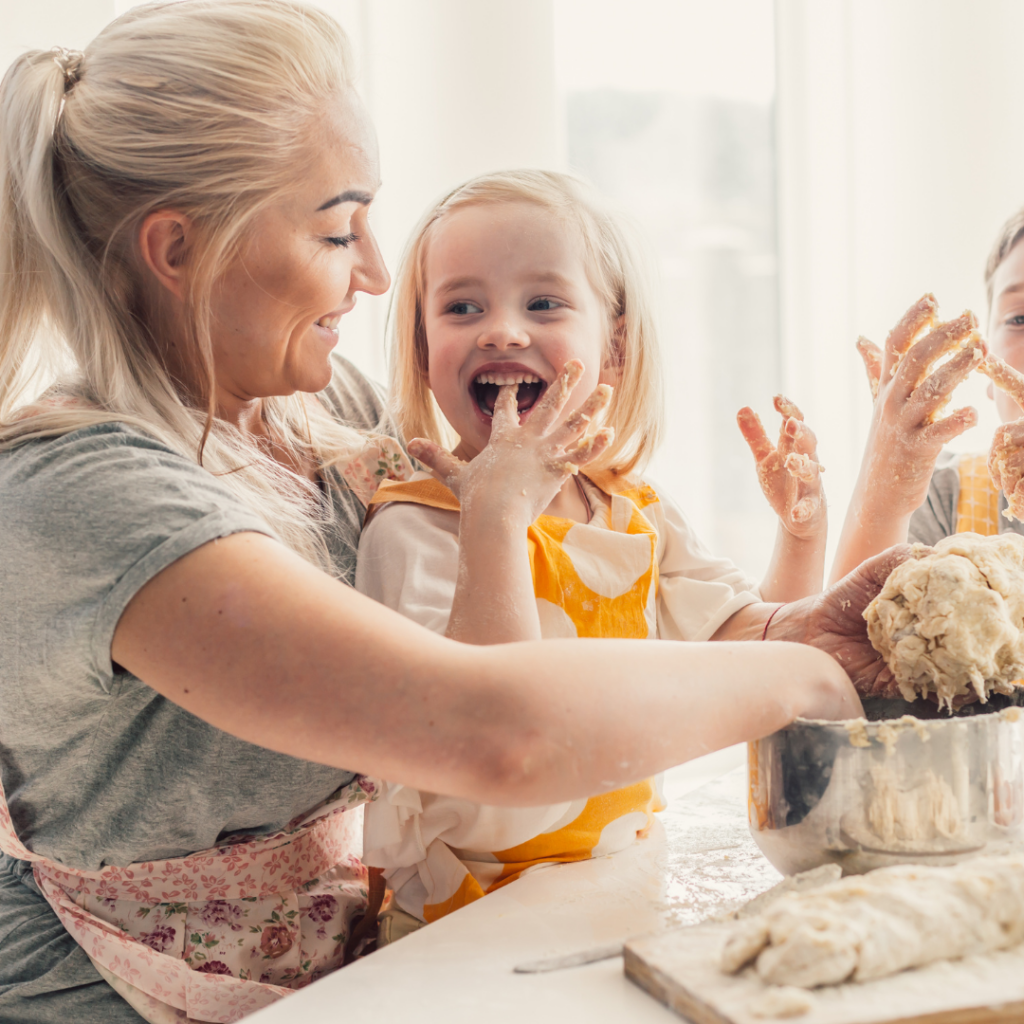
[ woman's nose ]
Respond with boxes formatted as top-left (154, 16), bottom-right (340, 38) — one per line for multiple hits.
top-left (477, 321), bottom-right (530, 350)
top-left (351, 228), bottom-right (390, 296)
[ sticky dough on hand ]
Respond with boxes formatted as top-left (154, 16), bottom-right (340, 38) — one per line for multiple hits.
top-left (980, 355), bottom-right (1024, 522)
top-left (863, 533), bottom-right (1024, 710)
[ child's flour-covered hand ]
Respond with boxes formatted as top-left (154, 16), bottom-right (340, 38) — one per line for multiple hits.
top-left (737, 396), bottom-right (825, 541)
top-left (855, 294), bottom-right (984, 517)
top-left (830, 295), bottom-right (985, 583)
top-left (408, 359), bottom-right (613, 527)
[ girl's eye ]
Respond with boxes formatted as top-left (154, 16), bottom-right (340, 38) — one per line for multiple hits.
top-left (326, 233), bottom-right (359, 248)
top-left (447, 301), bottom-right (483, 315)
top-left (1007, 314), bottom-right (1024, 327)
top-left (528, 297), bottom-right (562, 312)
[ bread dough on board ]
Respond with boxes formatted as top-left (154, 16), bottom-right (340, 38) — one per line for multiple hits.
top-left (864, 533), bottom-right (1024, 710)
top-left (720, 855), bottom-right (1024, 989)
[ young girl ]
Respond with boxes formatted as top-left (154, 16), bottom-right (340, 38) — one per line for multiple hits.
top-left (831, 209), bottom-right (1024, 583)
top-left (356, 170), bottom-right (826, 925)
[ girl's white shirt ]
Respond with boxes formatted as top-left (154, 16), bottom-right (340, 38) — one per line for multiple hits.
top-left (355, 474), bottom-right (762, 887)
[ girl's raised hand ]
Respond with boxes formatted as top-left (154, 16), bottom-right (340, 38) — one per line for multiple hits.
top-left (737, 395), bottom-right (825, 540)
top-left (407, 359), bottom-right (614, 525)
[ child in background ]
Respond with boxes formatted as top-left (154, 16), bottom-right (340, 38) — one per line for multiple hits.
top-left (356, 170), bottom-right (826, 925)
top-left (831, 210), bottom-right (1024, 584)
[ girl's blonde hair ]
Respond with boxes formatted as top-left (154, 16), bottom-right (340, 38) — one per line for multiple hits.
top-left (0, 0), bottom-right (377, 571)
top-left (389, 169), bottom-right (664, 477)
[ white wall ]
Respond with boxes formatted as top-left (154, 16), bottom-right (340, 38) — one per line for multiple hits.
top-left (309, 0), bottom-right (560, 381)
top-left (777, 0), bottom-right (1024, 569)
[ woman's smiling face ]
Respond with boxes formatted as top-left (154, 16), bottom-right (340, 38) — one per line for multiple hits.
top-left (208, 92), bottom-right (390, 403)
top-left (421, 202), bottom-right (619, 460)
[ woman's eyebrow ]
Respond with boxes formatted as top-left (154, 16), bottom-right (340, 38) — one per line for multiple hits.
top-left (316, 190), bottom-right (374, 211)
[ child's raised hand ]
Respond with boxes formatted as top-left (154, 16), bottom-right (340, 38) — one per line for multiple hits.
top-left (854, 295), bottom-right (984, 515)
top-left (737, 396), bottom-right (825, 540)
top-left (407, 359), bottom-right (615, 525)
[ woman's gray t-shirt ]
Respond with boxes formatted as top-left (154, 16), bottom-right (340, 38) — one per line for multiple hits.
top-left (0, 354), bottom-right (387, 871)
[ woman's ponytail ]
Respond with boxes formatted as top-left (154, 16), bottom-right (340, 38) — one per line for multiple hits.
top-left (0, 48), bottom-right (82, 420)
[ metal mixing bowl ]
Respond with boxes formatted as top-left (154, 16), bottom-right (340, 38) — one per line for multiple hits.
top-left (747, 694), bottom-right (1024, 875)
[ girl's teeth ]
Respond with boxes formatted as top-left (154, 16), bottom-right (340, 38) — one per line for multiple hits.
top-left (474, 372), bottom-right (540, 385)
top-left (316, 315), bottom-right (341, 330)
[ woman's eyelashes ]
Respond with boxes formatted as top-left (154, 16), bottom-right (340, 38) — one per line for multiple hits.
top-left (325, 233), bottom-right (360, 248)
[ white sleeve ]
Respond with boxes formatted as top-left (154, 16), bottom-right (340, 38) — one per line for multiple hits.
top-left (646, 489), bottom-right (762, 642)
top-left (354, 501), bottom-right (460, 634)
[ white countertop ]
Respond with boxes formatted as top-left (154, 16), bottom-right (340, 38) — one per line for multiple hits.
top-left (249, 748), bottom-right (781, 1024)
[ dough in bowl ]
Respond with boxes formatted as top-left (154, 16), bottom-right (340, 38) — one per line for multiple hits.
top-left (863, 533), bottom-right (1024, 711)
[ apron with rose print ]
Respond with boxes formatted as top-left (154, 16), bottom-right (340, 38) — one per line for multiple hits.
top-left (0, 773), bottom-right (382, 1023)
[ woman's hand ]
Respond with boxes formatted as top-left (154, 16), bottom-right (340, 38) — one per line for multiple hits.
top-left (770, 545), bottom-right (913, 699)
top-left (408, 359), bottom-right (613, 528)
top-left (830, 295), bottom-right (984, 583)
top-left (738, 395), bottom-right (825, 540)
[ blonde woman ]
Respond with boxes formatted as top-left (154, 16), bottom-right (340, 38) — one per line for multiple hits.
top-left (0, 1), bottom-right (898, 1021)
top-left (357, 170), bottom-right (828, 924)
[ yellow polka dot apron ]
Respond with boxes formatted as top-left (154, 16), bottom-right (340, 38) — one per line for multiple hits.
top-left (366, 473), bottom-right (666, 921)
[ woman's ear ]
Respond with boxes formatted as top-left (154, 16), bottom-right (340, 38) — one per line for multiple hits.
top-left (600, 314), bottom-right (626, 387)
top-left (138, 210), bottom-right (192, 301)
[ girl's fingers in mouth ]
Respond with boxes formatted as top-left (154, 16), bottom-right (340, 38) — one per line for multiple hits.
top-left (553, 384), bottom-right (613, 446)
top-left (529, 359), bottom-right (585, 432)
top-left (489, 384), bottom-right (521, 435)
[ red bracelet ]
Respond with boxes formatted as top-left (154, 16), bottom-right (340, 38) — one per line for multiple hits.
top-left (761, 604), bottom-right (783, 641)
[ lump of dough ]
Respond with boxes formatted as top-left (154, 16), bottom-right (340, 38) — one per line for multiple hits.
top-left (748, 987), bottom-right (815, 1019)
top-left (863, 533), bottom-right (1024, 710)
top-left (719, 855), bottom-right (1024, 988)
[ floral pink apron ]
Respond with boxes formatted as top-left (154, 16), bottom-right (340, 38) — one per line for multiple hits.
top-left (0, 772), bottom-right (382, 1023)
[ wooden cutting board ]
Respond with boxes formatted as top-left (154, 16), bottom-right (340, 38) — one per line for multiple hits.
top-left (625, 921), bottom-right (1024, 1024)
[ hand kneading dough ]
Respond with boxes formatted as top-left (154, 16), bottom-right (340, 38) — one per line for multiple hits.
top-left (720, 855), bottom-right (1024, 988)
top-left (863, 533), bottom-right (1024, 710)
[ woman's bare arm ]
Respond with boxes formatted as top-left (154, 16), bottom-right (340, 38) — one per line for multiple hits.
top-left (112, 531), bottom-right (862, 807)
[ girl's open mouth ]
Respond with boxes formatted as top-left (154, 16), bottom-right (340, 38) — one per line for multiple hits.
top-left (472, 371), bottom-right (547, 417)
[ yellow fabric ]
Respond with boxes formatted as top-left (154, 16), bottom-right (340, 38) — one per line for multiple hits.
top-left (956, 454), bottom-right (1001, 536)
top-left (421, 871), bottom-right (487, 924)
top-left (374, 474), bottom-right (666, 921)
